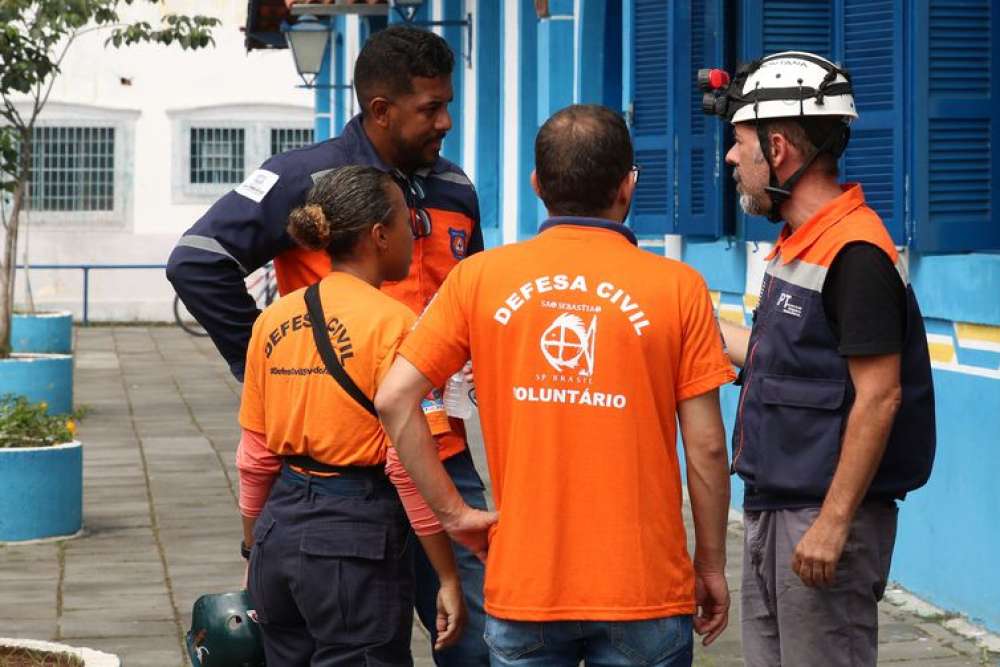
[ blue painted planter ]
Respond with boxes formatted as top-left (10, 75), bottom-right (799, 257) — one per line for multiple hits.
top-left (0, 441), bottom-right (82, 542)
top-left (11, 311), bottom-right (73, 354)
top-left (0, 353), bottom-right (73, 415)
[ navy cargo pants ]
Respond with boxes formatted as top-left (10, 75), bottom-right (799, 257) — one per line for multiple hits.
top-left (248, 464), bottom-right (414, 666)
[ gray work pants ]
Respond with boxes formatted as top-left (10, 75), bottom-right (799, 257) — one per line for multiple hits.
top-left (741, 503), bottom-right (898, 667)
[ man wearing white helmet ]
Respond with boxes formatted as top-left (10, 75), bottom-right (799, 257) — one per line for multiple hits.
top-left (701, 52), bottom-right (936, 666)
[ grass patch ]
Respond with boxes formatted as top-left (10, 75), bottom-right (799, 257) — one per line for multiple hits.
top-left (0, 646), bottom-right (84, 666)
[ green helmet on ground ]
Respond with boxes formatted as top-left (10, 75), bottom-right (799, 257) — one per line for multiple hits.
top-left (185, 590), bottom-right (266, 666)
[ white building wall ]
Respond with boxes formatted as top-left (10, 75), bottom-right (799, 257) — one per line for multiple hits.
top-left (13, 0), bottom-right (311, 321)
top-left (461, 0), bottom-right (478, 188)
top-left (500, 0), bottom-right (520, 246)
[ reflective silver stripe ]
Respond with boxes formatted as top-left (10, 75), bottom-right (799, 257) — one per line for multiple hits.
top-left (430, 170), bottom-right (472, 187)
top-left (894, 257), bottom-right (910, 285)
top-left (770, 252), bottom-right (911, 291)
top-left (311, 168), bottom-right (335, 184)
top-left (175, 236), bottom-right (249, 276)
top-left (765, 258), bottom-right (828, 292)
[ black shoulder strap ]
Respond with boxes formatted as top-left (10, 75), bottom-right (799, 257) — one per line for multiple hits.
top-left (304, 282), bottom-right (377, 417)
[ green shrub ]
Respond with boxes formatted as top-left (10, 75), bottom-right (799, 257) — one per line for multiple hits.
top-left (0, 395), bottom-right (82, 449)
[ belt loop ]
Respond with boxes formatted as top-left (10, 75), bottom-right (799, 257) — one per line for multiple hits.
top-left (304, 473), bottom-right (315, 503)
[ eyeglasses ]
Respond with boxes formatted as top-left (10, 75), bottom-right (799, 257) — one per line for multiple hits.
top-left (392, 170), bottom-right (432, 239)
top-left (630, 164), bottom-right (641, 185)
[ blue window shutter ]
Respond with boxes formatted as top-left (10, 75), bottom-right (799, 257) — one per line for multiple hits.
top-left (675, 0), bottom-right (728, 238)
top-left (630, 0), bottom-right (673, 236)
top-left (839, 0), bottom-right (906, 244)
top-left (738, 0), bottom-right (834, 242)
top-left (438, 0), bottom-right (466, 167)
top-left (911, 0), bottom-right (999, 252)
top-left (762, 0), bottom-right (834, 57)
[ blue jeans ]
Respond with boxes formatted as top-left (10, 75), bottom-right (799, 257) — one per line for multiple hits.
top-left (483, 614), bottom-right (693, 667)
top-left (413, 447), bottom-right (491, 665)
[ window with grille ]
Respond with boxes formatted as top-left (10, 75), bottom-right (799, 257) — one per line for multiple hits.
top-left (29, 126), bottom-right (115, 211)
top-left (189, 128), bottom-right (245, 184)
top-left (270, 128), bottom-right (314, 156)
top-left (171, 109), bottom-right (312, 203)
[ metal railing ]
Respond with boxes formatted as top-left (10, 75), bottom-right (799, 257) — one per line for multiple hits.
top-left (14, 263), bottom-right (167, 325)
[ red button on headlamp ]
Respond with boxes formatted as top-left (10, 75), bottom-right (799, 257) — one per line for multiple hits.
top-left (708, 69), bottom-right (730, 90)
top-left (697, 67), bottom-right (731, 93)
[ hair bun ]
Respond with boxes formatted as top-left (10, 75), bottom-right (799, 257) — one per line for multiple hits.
top-left (287, 203), bottom-right (332, 250)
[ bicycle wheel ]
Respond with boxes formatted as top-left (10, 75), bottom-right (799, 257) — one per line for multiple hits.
top-left (174, 294), bottom-right (209, 337)
top-left (263, 281), bottom-right (279, 307)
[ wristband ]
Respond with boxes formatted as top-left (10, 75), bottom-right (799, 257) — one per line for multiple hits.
top-left (241, 540), bottom-right (252, 560)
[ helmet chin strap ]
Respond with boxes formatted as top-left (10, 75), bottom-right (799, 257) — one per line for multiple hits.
top-left (754, 122), bottom-right (850, 223)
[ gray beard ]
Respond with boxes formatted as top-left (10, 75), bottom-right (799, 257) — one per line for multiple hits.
top-left (738, 190), bottom-right (769, 217)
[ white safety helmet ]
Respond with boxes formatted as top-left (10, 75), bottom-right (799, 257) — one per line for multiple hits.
top-left (730, 51), bottom-right (857, 124)
top-left (699, 51), bottom-right (857, 222)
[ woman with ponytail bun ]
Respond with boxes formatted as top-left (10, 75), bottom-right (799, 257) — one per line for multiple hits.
top-left (287, 165), bottom-right (411, 278)
top-left (286, 203), bottom-right (332, 251)
top-left (236, 165), bottom-right (467, 664)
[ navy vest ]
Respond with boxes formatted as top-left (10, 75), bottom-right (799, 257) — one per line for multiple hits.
top-left (733, 215), bottom-right (936, 509)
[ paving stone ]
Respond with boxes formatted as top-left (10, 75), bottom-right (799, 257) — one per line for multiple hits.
top-left (920, 623), bottom-right (994, 658)
top-left (64, 539), bottom-right (157, 557)
top-left (0, 604), bottom-right (58, 620)
top-left (0, 568), bottom-right (58, 585)
top-left (80, 501), bottom-right (150, 516)
top-left (879, 638), bottom-right (962, 661)
top-left (157, 523), bottom-right (243, 540)
top-left (65, 526), bottom-right (152, 543)
top-left (62, 582), bottom-right (170, 601)
top-left (60, 606), bottom-right (175, 623)
top-left (118, 651), bottom-right (187, 667)
top-left (62, 593), bottom-right (174, 613)
top-left (0, 559), bottom-right (58, 576)
top-left (882, 621), bottom-right (931, 643)
top-left (162, 551), bottom-right (243, 568)
top-left (63, 567), bottom-right (164, 585)
top-left (77, 515), bottom-right (152, 531)
top-left (890, 659), bottom-right (980, 666)
top-left (0, 619), bottom-right (58, 639)
top-left (0, 586), bottom-right (58, 607)
top-left (59, 618), bottom-right (178, 639)
top-left (64, 635), bottom-right (183, 666)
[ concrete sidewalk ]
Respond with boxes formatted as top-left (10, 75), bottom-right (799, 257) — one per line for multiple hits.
top-left (0, 326), bottom-right (993, 666)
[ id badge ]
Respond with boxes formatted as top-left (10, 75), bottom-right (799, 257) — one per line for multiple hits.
top-left (421, 388), bottom-right (451, 436)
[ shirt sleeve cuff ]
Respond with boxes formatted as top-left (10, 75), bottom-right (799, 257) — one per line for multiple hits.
top-left (398, 344), bottom-right (451, 390)
top-left (676, 367), bottom-right (738, 402)
top-left (837, 342), bottom-right (904, 357)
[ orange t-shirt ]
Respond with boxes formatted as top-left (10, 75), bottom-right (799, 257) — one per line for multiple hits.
top-left (400, 221), bottom-right (736, 621)
top-left (239, 272), bottom-right (415, 466)
top-left (274, 235), bottom-right (467, 461)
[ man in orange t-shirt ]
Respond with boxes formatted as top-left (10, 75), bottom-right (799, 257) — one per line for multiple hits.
top-left (377, 105), bottom-right (735, 666)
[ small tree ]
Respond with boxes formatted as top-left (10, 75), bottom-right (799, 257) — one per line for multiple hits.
top-left (0, 1), bottom-right (220, 357)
